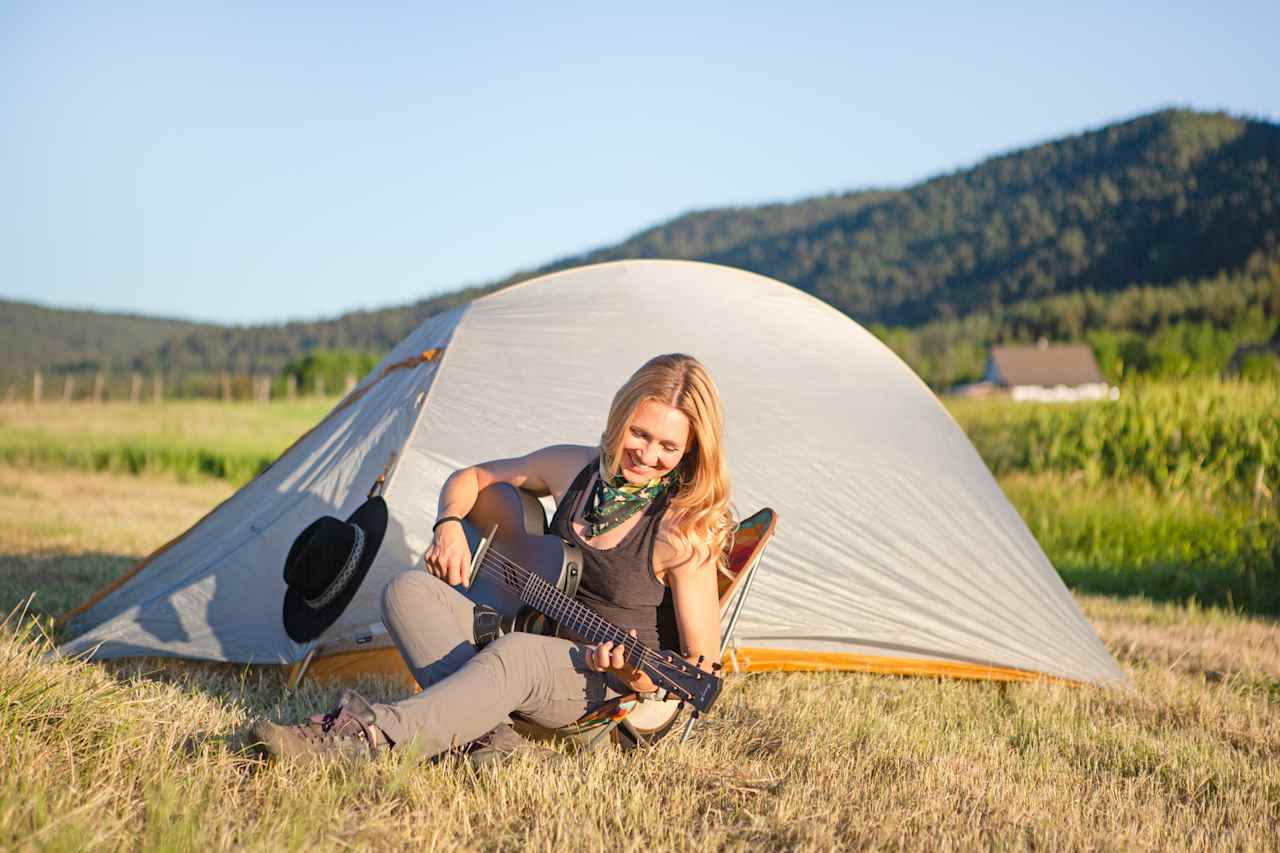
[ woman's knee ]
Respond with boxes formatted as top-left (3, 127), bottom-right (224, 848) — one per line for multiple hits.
top-left (483, 632), bottom-right (539, 664)
top-left (482, 634), bottom-right (596, 723)
top-left (381, 570), bottom-right (446, 625)
top-left (483, 633), bottom-right (577, 677)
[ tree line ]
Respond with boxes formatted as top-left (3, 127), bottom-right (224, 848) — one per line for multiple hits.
top-left (871, 256), bottom-right (1280, 387)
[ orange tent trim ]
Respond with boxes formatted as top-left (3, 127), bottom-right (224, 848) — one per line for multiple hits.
top-left (290, 643), bottom-right (1078, 691)
top-left (727, 647), bottom-right (1078, 685)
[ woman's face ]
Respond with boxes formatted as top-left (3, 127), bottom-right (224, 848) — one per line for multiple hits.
top-left (619, 398), bottom-right (691, 484)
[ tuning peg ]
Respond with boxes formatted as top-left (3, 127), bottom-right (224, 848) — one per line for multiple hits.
top-left (711, 662), bottom-right (723, 672)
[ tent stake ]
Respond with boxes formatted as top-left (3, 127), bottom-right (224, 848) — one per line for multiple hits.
top-left (289, 647), bottom-right (317, 691)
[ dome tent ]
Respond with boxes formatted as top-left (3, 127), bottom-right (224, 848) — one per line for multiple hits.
top-left (61, 260), bottom-right (1126, 687)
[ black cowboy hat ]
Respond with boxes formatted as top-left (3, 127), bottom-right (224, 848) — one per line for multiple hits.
top-left (282, 496), bottom-right (388, 643)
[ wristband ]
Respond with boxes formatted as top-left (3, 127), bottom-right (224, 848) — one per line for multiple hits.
top-left (432, 515), bottom-right (465, 533)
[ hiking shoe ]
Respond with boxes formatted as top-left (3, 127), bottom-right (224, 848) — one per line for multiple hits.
top-left (466, 723), bottom-right (561, 771)
top-left (253, 689), bottom-right (393, 764)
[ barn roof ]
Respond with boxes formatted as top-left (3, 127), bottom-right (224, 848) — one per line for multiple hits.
top-left (989, 343), bottom-right (1105, 387)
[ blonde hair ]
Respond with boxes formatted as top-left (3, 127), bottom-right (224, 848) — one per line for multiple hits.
top-left (600, 354), bottom-right (734, 571)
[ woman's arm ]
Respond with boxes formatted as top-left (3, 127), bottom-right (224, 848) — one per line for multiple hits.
top-left (426, 444), bottom-right (593, 584)
top-left (665, 551), bottom-right (722, 674)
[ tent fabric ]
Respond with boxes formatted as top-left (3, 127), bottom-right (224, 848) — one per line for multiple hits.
top-left (61, 260), bottom-right (1126, 686)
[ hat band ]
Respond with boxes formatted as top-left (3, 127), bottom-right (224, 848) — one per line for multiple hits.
top-left (304, 524), bottom-right (366, 610)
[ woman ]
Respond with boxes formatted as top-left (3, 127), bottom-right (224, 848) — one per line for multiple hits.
top-left (255, 353), bottom-right (733, 763)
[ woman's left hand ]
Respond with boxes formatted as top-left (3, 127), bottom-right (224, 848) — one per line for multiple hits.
top-left (586, 629), bottom-right (656, 692)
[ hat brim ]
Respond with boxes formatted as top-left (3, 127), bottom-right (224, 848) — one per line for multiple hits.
top-left (282, 496), bottom-right (389, 643)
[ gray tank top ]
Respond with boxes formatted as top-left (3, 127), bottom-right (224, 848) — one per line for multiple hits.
top-left (550, 458), bottom-right (669, 650)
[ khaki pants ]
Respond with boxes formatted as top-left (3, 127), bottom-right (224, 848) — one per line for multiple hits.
top-left (370, 570), bottom-right (618, 756)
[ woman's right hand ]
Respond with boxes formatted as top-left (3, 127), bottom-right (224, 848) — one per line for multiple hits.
top-left (423, 520), bottom-right (470, 586)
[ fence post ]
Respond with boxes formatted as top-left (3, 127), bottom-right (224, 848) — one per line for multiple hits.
top-left (286, 374), bottom-right (297, 401)
top-left (315, 375), bottom-right (325, 398)
top-left (130, 373), bottom-right (142, 403)
top-left (33, 371), bottom-right (43, 404)
top-left (344, 372), bottom-right (356, 395)
top-left (153, 373), bottom-right (163, 403)
top-left (63, 375), bottom-right (74, 402)
top-left (220, 371), bottom-right (232, 402)
top-left (93, 372), bottom-right (105, 403)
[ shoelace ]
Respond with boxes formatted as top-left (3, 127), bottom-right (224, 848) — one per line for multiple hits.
top-left (303, 707), bottom-right (376, 746)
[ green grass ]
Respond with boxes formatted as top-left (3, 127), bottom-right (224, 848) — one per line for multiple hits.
top-left (0, 399), bottom-right (333, 486)
top-left (1003, 473), bottom-right (1279, 616)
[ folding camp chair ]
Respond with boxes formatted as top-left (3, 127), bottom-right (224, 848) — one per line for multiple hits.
top-left (515, 506), bottom-right (779, 751)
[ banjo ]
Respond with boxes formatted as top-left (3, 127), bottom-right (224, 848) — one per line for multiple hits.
top-left (457, 483), bottom-right (722, 727)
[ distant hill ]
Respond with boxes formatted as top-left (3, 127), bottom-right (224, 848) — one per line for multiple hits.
top-left (561, 109), bottom-right (1278, 325)
top-left (0, 300), bottom-right (208, 383)
top-left (3, 108), bottom-right (1278, 391)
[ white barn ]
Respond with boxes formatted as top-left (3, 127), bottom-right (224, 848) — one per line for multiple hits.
top-left (986, 341), bottom-right (1116, 402)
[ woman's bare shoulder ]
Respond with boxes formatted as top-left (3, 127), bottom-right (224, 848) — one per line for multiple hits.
top-left (531, 444), bottom-right (597, 494)
top-left (652, 515), bottom-right (716, 584)
top-left (472, 444), bottom-right (596, 498)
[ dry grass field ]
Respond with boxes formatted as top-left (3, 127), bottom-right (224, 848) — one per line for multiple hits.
top-left (2, 465), bottom-right (1278, 850)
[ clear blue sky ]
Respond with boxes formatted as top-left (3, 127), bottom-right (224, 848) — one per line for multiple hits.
top-left (3, 2), bottom-right (1277, 325)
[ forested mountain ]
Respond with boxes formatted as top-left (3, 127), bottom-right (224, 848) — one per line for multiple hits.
top-left (3, 108), bottom-right (1278, 392)
top-left (556, 109), bottom-right (1278, 326)
top-left (0, 301), bottom-right (208, 381)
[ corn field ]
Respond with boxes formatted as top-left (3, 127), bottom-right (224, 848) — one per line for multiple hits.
top-left (950, 381), bottom-right (1279, 501)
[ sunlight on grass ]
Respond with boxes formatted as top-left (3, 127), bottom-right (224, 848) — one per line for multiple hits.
top-left (1, 388), bottom-right (1277, 848)
top-left (0, 399), bottom-right (333, 485)
top-left (1002, 472), bottom-right (1279, 615)
top-left (948, 380), bottom-right (1279, 500)
top-left (1, 609), bottom-right (1276, 850)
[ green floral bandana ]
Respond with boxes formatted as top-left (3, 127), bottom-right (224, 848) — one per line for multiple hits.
top-left (582, 459), bottom-right (675, 538)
